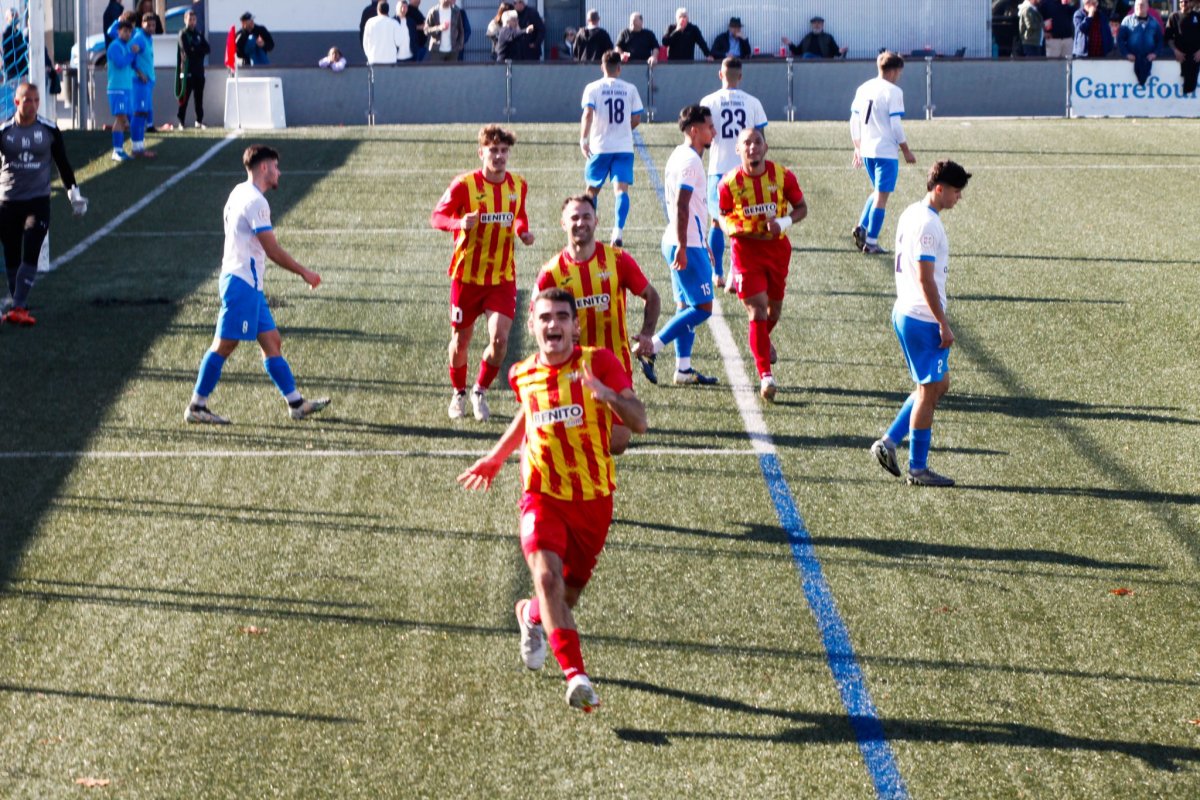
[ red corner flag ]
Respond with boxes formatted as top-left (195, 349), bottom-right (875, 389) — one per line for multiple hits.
top-left (224, 25), bottom-right (237, 71)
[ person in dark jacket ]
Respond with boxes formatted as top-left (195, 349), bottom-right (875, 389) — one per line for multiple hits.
top-left (514, 0), bottom-right (545, 60)
top-left (1166, 0), bottom-right (1200, 93)
top-left (710, 17), bottom-right (750, 60)
top-left (662, 7), bottom-right (711, 61)
top-left (784, 16), bottom-right (847, 59)
top-left (993, 0), bottom-right (1021, 56)
top-left (235, 12), bottom-right (275, 67)
top-left (405, 0), bottom-right (428, 61)
top-left (175, 9), bottom-right (209, 128)
top-left (1073, 0), bottom-right (1114, 57)
top-left (103, 0), bottom-right (125, 49)
top-left (572, 9), bottom-right (613, 62)
top-left (616, 11), bottom-right (659, 63)
top-left (1043, 0), bottom-right (1078, 57)
top-left (495, 10), bottom-right (533, 62)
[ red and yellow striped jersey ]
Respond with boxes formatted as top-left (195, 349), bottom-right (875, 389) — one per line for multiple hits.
top-left (509, 346), bottom-right (632, 501)
top-left (535, 244), bottom-right (649, 378)
top-left (431, 170), bottom-right (530, 285)
top-left (718, 161), bottom-right (804, 239)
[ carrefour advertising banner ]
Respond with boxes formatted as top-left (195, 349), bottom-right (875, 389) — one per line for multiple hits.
top-left (1072, 60), bottom-right (1199, 117)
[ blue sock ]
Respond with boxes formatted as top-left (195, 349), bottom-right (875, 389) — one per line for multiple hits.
top-left (615, 191), bottom-right (630, 231)
top-left (859, 195), bottom-right (874, 230)
top-left (886, 395), bottom-right (916, 445)
top-left (263, 355), bottom-right (298, 398)
top-left (868, 207), bottom-right (886, 241)
top-left (131, 115), bottom-right (146, 145)
top-left (193, 351), bottom-right (227, 399)
top-left (111, 130), bottom-right (124, 151)
top-left (707, 225), bottom-right (725, 278)
top-left (655, 306), bottom-right (711, 353)
top-left (909, 427), bottom-right (932, 472)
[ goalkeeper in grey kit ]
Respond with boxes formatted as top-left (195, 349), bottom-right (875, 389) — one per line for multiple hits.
top-left (0, 82), bottom-right (88, 327)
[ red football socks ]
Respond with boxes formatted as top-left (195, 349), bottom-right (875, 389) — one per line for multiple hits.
top-left (548, 628), bottom-right (585, 681)
top-left (449, 364), bottom-right (467, 392)
top-left (476, 359), bottom-right (500, 390)
top-left (750, 319), bottom-right (772, 378)
top-left (526, 596), bottom-right (541, 626)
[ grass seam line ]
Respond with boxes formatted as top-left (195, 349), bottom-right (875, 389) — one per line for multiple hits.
top-left (50, 131), bottom-right (242, 271)
top-left (0, 447), bottom-right (757, 460)
top-left (633, 129), bottom-right (910, 800)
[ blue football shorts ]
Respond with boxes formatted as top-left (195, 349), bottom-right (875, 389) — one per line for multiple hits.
top-left (584, 152), bottom-right (635, 188)
top-left (863, 156), bottom-right (899, 193)
top-left (217, 274), bottom-right (276, 341)
top-left (107, 89), bottom-right (130, 117)
top-left (661, 243), bottom-right (714, 307)
top-left (132, 81), bottom-right (154, 115)
top-left (893, 309), bottom-right (949, 385)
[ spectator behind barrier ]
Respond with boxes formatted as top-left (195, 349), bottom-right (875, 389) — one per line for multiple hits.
top-left (1166, 0), bottom-right (1200, 94)
top-left (1018, 0), bottom-right (1046, 57)
top-left (319, 46), bottom-right (347, 71)
top-left (363, 1), bottom-right (410, 65)
top-left (573, 9), bottom-right (614, 62)
top-left (236, 11), bottom-right (275, 67)
top-left (1074, 0), bottom-right (1114, 57)
top-left (617, 11), bottom-right (659, 64)
top-left (487, 3), bottom-right (515, 59)
top-left (426, 0), bottom-right (464, 62)
top-left (405, 0), bottom-right (428, 62)
top-left (783, 15), bottom-right (848, 59)
top-left (495, 9), bottom-right (535, 62)
top-left (993, 0), bottom-right (1020, 57)
top-left (663, 7), bottom-right (712, 61)
top-left (1117, 0), bottom-right (1162, 84)
top-left (137, 0), bottom-right (163, 34)
top-left (515, 0), bottom-right (546, 61)
top-left (710, 17), bottom-right (751, 60)
top-left (1044, 0), bottom-right (1079, 58)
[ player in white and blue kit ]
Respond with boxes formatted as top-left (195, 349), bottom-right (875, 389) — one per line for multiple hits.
top-left (130, 12), bottom-right (157, 157)
top-left (849, 51), bottom-right (916, 254)
top-left (870, 161), bottom-right (971, 487)
top-left (700, 57), bottom-right (767, 287)
top-left (185, 145), bottom-right (330, 424)
top-left (580, 50), bottom-right (643, 247)
top-left (635, 105), bottom-right (718, 386)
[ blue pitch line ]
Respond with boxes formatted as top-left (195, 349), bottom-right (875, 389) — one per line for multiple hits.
top-left (632, 130), bottom-right (909, 799)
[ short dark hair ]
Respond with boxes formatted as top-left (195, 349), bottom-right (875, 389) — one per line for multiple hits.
top-left (240, 12), bottom-right (254, 22)
top-left (678, 104), bottom-right (711, 132)
top-left (243, 144), bottom-right (280, 171)
top-left (116, 19), bottom-right (133, 31)
top-left (722, 56), bottom-right (742, 74)
top-left (601, 50), bottom-right (622, 71)
top-left (878, 50), bottom-right (904, 72)
top-left (141, 12), bottom-right (156, 23)
top-left (119, 11), bottom-right (137, 24)
top-left (927, 160), bottom-right (971, 191)
top-left (377, 1), bottom-right (389, 13)
top-left (534, 287), bottom-right (578, 317)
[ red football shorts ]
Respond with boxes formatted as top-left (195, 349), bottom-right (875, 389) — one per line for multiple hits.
top-left (519, 491), bottom-right (614, 590)
top-left (450, 279), bottom-right (517, 330)
top-left (731, 237), bottom-right (791, 302)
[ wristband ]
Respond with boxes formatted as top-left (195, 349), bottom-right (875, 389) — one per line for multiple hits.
top-left (775, 216), bottom-right (793, 233)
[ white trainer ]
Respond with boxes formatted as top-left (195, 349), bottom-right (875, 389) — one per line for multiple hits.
top-left (515, 599), bottom-right (546, 670)
top-left (184, 404), bottom-right (230, 425)
top-left (448, 391), bottom-right (467, 419)
top-left (290, 397), bottom-right (330, 420)
top-left (565, 673), bottom-right (600, 713)
top-left (760, 376), bottom-right (777, 403)
top-left (471, 389), bottom-right (490, 421)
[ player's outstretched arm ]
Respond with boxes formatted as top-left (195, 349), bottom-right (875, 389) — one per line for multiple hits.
top-left (457, 413), bottom-right (526, 490)
top-left (257, 230), bottom-right (321, 289)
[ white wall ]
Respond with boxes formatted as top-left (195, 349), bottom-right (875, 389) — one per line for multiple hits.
top-left (207, 0), bottom-right (359, 33)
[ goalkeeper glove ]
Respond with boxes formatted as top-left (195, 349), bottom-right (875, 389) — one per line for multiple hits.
top-left (68, 185), bottom-right (88, 217)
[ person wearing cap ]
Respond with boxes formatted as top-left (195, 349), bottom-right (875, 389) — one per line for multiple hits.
top-left (235, 11), bottom-right (275, 66)
top-left (662, 7), bottom-right (712, 61)
top-left (784, 16), bottom-right (848, 59)
top-left (711, 17), bottom-right (751, 60)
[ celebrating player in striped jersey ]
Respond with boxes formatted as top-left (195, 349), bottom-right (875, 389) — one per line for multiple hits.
top-left (457, 287), bottom-right (648, 713)
top-left (431, 125), bottom-right (535, 422)
top-left (535, 195), bottom-right (660, 452)
top-left (718, 128), bottom-right (806, 402)
top-left (579, 50), bottom-right (644, 247)
top-left (850, 51), bottom-right (916, 255)
top-left (700, 57), bottom-right (768, 287)
top-left (870, 160), bottom-right (970, 487)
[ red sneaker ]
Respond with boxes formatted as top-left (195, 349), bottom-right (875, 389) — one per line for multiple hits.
top-left (4, 306), bottom-right (36, 326)
top-left (134, 149), bottom-right (157, 159)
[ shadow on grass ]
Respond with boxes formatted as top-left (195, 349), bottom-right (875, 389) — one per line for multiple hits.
top-left (643, 426), bottom-right (1006, 456)
top-left (0, 682), bottom-right (358, 724)
top-left (0, 136), bottom-right (364, 590)
top-left (606, 677), bottom-right (1200, 771)
top-left (824, 289), bottom-right (1126, 305)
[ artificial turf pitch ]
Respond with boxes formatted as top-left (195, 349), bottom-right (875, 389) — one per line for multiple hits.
top-left (0, 119), bottom-right (1197, 798)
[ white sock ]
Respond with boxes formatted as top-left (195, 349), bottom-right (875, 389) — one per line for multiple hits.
top-left (676, 357), bottom-right (691, 372)
top-left (651, 335), bottom-right (664, 354)
top-left (190, 393), bottom-right (206, 407)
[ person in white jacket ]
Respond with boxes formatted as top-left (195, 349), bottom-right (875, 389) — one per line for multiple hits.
top-left (363, 1), bottom-right (411, 64)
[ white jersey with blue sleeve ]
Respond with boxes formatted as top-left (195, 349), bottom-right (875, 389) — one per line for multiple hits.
top-left (220, 180), bottom-right (273, 291)
top-left (581, 77), bottom-right (643, 154)
top-left (850, 77), bottom-right (906, 159)
top-left (893, 201), bottom-right (949, 324)
top-left (699, 87), bottom-right (768, 175)
top-left (661, 143), bottom-right (708, 248)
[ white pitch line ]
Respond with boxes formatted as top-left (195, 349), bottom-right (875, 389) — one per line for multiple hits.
top-left (0, 447), bottom-right (754, 460)
top-left (52, 132), bottom-right (241, 270)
